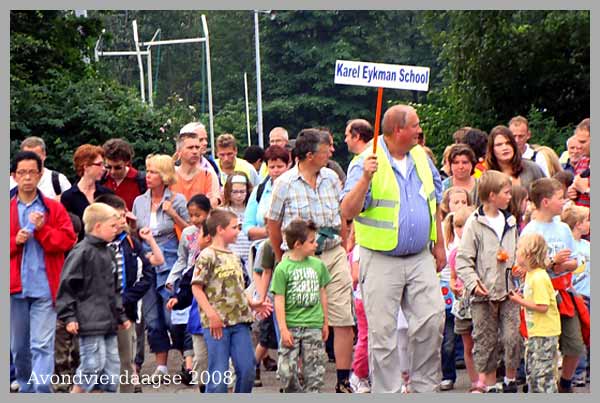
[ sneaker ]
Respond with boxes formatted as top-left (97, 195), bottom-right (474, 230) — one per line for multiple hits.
top-left (254, 366), bottom-right (263, 387)
top-left (349, 374), bottom-right (371, 393)
top-left (557, 382), bottom-right (574, 393)
top-left (487, 386), bottom-right (500, 393)
top-left (502, 381), bottom-right (518, 393)
top-left (262, 356), bottom-right (278, 371)
top-left (133, 384), bottom-right (143, 393)
top-left (151, 367), bottom-right (168, 384)
top-left (335, 379), bottom-right (354, 393)
top-left (572, 376), bottom-right (586, 387)
top-left (440, 379), bottom-right (454, 391)
top-left (455, 358), bottom-right (466, 369)
top-left (10, 380), bottom-right (19, 393)
top-left (179, 366), bottom-right (193, 386)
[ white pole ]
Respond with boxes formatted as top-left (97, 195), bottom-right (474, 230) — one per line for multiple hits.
top-left (140, 38), bottom-right (206, 46)
top-left (147, 50), bottom-right (153, 107)
top-left (132, 20), bottom-right (146, 103)
top-left (254, 11), bottom-right (264, 149)
top-left (244, 73), bottom-right (251, 146)
top-left (202, 15), bottom-right (215, 159)
top-left (97, 50), bottom-right (149, 57)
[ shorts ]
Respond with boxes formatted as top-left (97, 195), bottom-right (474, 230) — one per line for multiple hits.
top-left (258, 314), bottom-right (279, 350)
top-left (171, 324), bottom-right (194, 357)
top-left (454, 317), bottom-right (473, 335)
top-left (315, 245), bottom-right (355, 327)
top-left (559, 311), bottom-right (586, 357)
top-left (75, 334), bottom-right (120, 392)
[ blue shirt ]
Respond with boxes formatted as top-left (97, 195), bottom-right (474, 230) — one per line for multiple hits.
top-left (16, 194), bottom-right (50, 299)
top-left (521, 219), bottom-right (580, 279)
top-left (571, 239), bottom-right (590, 298)
top-left (243, 178), bottom-right (273, 235)
top-left (341, 140), bottom-right (443, 256)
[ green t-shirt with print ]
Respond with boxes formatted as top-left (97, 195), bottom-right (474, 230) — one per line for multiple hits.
top-left (270, 256), bottom-right (331, 329)
top-left (191, 247), bottom-right (253, 328)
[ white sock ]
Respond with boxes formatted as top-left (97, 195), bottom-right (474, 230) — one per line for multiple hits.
top-left (156, 365), bottom-right (168, 374)
top-left (504, 376), bottom-right (515, 385)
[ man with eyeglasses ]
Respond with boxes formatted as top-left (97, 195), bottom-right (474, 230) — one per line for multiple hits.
top-left (10, 151), bottom-right (77, 393)
top-left (10, 136), bottom-right (71, 200)
top-left (98, 138), bottom-right (147, 211)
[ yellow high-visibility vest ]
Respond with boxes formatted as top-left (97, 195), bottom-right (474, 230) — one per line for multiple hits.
top-left (354, 144), bottom-right (437, 251)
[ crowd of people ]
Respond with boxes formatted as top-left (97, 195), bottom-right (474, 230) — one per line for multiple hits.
top-left (9, 105), bottom-right (590, 393)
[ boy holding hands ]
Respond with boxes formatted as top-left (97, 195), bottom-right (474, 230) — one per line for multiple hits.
top-left (271, 219), bottom-right (331, 393)
top-left (521, 178), bottom-right (587, 393)
top-left (56, 203), bottom-right (131, 393)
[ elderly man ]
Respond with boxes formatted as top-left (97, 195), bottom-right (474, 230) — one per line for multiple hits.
top-left (10, 137), bottom-right (71, 200)
top-left (267, 129), bottom-right (355, 393)
top-left (341, 104), bottom-right (446, 393)
top-left (269, 127), bottom-right (289, 148)
top-left (508, 115), bottom-right (550, 177)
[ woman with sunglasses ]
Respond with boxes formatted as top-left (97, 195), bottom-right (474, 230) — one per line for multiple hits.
top-left (60, 144), bottom-right (114, 240)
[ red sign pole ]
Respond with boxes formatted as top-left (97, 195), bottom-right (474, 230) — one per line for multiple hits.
top-left (372, 87), bottom-right (384, 153)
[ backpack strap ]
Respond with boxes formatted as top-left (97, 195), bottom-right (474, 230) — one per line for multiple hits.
top-left (255, 175), bottom-right (271, 204)
top-left (51, 170), bottom-right (62, 196)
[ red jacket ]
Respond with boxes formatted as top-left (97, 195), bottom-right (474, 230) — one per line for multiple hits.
top-left (10, 192), bottom-right (77, 302)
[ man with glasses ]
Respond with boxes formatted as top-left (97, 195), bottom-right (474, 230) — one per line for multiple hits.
top-left (10, 136), bottom-right (71, 200)
top-left (10, 151), bottom-right (77, 393)
top-left (98, 138), bottom-right (147, 211)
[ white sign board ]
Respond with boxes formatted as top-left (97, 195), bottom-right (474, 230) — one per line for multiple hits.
top-left (334, 59), bottom-right (430, 92)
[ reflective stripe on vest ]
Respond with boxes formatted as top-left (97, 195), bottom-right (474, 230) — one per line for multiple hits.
top-left (354, 144), bottom-right (437, 251)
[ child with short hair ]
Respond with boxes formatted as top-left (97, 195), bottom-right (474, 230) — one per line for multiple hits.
top-left (560, 204), bottom-right (591, 387)
top-left (456, 170), bottom-right (521, 393)
top-left (440, 187), bottom-right (471, 220)
top-left (508, 233), bottom-right (561, 393)
top-left (56, 203), bottom-right (131, 393)
top-left (191, 208), bottom-right (271, 393)
top-left (521, 178), bottom-right (588, 393)
top-left (93, 193), bottom-right (162, 393)
top-left (270, 219), bottom-right (331, 393)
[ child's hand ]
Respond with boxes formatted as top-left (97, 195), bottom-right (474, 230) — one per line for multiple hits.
top-left (322, 324), bottom-right (329, 341)
top-left (138, 227), bottom-right (154, 242)
top-left (553, 249), bottom-right (571, 265)
top-left (119, 320), bottom-right (132, 330)
top-left (250, 299), bottom-right (273, 319)
top-left (66, 321), bottom-right (79, 335)
top-left (449, 277), bottom-right (463, 297)
top-left (166, 298), bottom-right (178, 310)
top-left (473, 279), bottom-right (489, 297)
top-left (207, 311), bottom-right (224, 340)
top-left (508, 290), bottom-right (522, 303)
top-left (280, 328), bottom-right (294, 348)
top-left (165, 282), bottom-right (174, 291)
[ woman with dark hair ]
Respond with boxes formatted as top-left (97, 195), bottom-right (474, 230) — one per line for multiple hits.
top-left (485, 125), bottom-right (544, 190)
top-left (442, 144), bottom-right (480, 205)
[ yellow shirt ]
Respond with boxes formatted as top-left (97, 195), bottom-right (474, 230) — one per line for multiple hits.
top-left (523, 268), bottom-right (561, 337)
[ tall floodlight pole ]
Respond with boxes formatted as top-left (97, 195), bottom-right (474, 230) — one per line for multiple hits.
top-left (146, 29), bottom-right (161, 107)
top-left (254, 11), bottom-right (264, 148)
top-left (132, 20), bottom-right (146, 103)
top-left (201, 15), bottom-right (215, 159)
top-left (244, 72), bottom-right (251, 146)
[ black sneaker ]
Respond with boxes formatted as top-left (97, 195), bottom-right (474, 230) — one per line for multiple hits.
top-left (134, 384), bottom-right (143, 393)
top-left (254, 366), bottom-right (263, 387)
top-left (502, 381), bottom-right (518, 393)
top-left (335, 380), bottom-right (354, 393)
top-left (179, 366), bottom-right (193, 386)
top-left (199, 384), bottom-right (206, 393)
top-left (263, 356), bottom-right (278, 371)
top-left (487, 386), bottom-right (500, 393)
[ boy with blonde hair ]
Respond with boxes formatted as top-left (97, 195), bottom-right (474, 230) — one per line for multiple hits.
top-left (521, 178), bottom-right (586, 393)
top-left (56, 203), bottom-right (131, 393)
top-left (508, 233), bottom-right (561, 392)
top-left (456, 170), bottom-right (521, 393)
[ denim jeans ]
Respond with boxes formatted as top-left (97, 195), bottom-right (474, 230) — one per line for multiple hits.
top-left (204, 323), bottom-right (256, 393)
top-left (75, 334), bottom-right (120, 392)
top-left (10, 296), bottom-right (56, 393)
top-left (142, 238), bottom-right (178, 353)
top-left (441, 309), bottom-right (457, 382)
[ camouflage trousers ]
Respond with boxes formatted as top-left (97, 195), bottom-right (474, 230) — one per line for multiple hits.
top-left (525, 336), bottom-right (559, 393)
top-left (277, 327), bottom-right (326, 393)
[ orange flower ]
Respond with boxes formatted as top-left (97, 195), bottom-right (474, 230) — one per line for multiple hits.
top-left (497, 249), bottom-right (509, 262)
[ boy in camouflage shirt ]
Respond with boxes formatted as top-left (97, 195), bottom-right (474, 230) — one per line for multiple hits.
top-left (191, 209), bottom-right (271, 393)
top-left (271, 219), bottom-right (331, 392)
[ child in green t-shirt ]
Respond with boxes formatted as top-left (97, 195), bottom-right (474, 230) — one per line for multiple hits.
top-left (270, 219), bottom-right (331, 392)
top-left (509, 232), bottom-right (561, 393)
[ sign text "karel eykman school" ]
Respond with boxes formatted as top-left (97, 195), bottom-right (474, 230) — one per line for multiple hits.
top-left (334, 60), bottom-right (430, 92)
